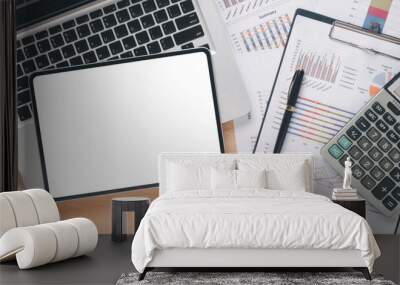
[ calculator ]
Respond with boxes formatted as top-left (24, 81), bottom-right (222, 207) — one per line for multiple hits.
top-left (321, 73), bottom-right (400, 217)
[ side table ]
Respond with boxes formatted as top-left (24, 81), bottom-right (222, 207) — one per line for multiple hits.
top-left (333, 198), bottom-right (366, 218)
top-left (112, 197), bottom-right (150, 242)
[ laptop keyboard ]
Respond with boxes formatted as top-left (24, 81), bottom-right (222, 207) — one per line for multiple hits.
top-left (17, 0), bottom-right (207, 121)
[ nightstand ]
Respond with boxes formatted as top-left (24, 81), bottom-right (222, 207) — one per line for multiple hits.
top-left (333, 199), bottom-right (366, 218)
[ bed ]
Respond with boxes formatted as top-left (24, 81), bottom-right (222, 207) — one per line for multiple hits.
top-left (131, 153), bottom-right (380, 280)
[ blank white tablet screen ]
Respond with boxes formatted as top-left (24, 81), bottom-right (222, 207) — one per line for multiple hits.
top-left (32, 51), bottom-right (222, 199)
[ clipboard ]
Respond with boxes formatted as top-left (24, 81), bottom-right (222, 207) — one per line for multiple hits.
top-left (254, 8), bottom-right (400, 154)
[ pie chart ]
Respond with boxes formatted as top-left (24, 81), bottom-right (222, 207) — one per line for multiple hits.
top-left (369, 72), bottom-right (393, 96)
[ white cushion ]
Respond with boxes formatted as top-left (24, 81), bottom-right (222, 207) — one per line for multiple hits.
top-left (236, 169), bottom-right (267, 189)
top-left (0, 196), bottom-right (16, 237)
top-left (24, 189), bottom-right (60, 223)
top-left (211, 168), bottom-right (236, 190)
top-left (1, 192), bottom-right (39, 227)
top-left (238, 159), bottom-right (308, 191)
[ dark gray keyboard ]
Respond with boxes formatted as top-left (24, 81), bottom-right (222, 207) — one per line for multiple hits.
top-left (17, 0), bottom-right (207, 121)
top-left (321, 74), bottom-right (400, 217)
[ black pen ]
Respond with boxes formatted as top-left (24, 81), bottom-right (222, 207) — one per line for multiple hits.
top-left (273, 69), bottom-right (304, 153)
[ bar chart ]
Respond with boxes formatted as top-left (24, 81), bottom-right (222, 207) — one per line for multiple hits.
top-left (234, 13), bottom-right (291, 53)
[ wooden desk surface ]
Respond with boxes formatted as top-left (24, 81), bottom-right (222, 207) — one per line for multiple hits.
top-left (57, 121), bottom-right (237, 234)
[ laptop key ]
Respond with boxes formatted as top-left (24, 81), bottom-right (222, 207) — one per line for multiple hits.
top-left (122, 36), bottom-right (137, 49)
top-left (116, 9), bottom-right (130, 23)
top-left (180, 0), bottom-right (195, 13)
top-left (160, 36), bottom-right (174, 50)
top-left (22, 59), bottom-right (36, 74)
top-left (147, 41), bottom-right (161, 54)
top-left (49, 50), bottom-right (63, 63)
top-left (35, 30), bottom-right (48, 40)
top-left (154, 9), bottom-right (168, 23)
top-left (120, 51), bottom-right (133, 58)
top-left (56, 61), bottom-right (69, 68)
top-left (88, 34), bottom-right (102, 48)
top-left (101, 30), bottom-right (116, 44)
top-left (61, 45), bottom-right (76, 58)
top-left (70, 56), bottom-right (83, 66)
top-left (17, 77), bottom-right (28, 92)
top-left (24, 45), bottom-right (38, 58)
top-left (117, 0), bottom-right (130, 8)
top-left (129, 4), bottom-right (144, 18)
top-left (17, 90), bottom-right (31, 106)
top-left (21, 35), bottom-right (34, 45)
top-left (109, 41), bottom-right (123, 55)
top-left (37, 39), bottom-right (51, 53)
top-left (90, 19), bottom-right (105, 33)
top-left (64, 29), bottom-right (78, 43)
top-left (103, 4), bottom-right (116, 14)
top-left (127, 19), bottom-right (142, 33)
top-left (387, 130), bottom-right (399, 144)
top-left (77, 24), bottom-right (91, 38)
top-left (149, 26), bottom-right (163, 40)
top-left (103, 14), bottom-right (118, 28)
top-left (134, 46), bottom-right (147, 56)
top-left (62, 20), bottom-right (75, 30)
top-left (75, 39), bottom-right (89, 53)
top-left (50, 34), bottom-right (65, 48)
top-left (167, 4), bottom-right (181, 18)
top-left (141, 14), bottom-right (155, 28)
top-left (76, 14), bottom-right (90, 24)
top-left (96, 46), bottom-right (111, 60)
top-left (83, 51), bottom-right (97, 63)
top-left (173, 24), bottom-right (204, 45)
top-left (162, 21), bottom-right (176, 35)
top-left (175, 12), bottom-right (199, 30)
top-left (17, 49), bottom-right (25, 62)
top-left (382, 196), bottom-right (398, 211)
top-left (17, 64), bottom-right (23, 77)
top-left (143, 0), bottom-right (157, 13)
top-left (49, 25), bottom-right (62, 35)
top-left (18, 105), bottom-right (32, 121)
top-left (114, 24), bottom-right (129, 38)
top-left (156, 0), bottom-right (170, 8)
top-left (35, 55), bottom-right (50, 69)
top-left (90, 9), bottom-right (103, 19)
top-left (136, 31), bottom-right (150, 45)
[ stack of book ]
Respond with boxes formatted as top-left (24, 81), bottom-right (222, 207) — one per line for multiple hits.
top-left (332, 188), bottom-right (359, 200)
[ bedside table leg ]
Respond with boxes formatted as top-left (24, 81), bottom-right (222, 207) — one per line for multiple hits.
top-left (112, 202), bottom-right (123, 242)
top-left (354, 267), bottom-right (371, 280)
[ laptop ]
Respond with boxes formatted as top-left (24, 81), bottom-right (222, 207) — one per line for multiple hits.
top-left (16, 0), bottom-right (250, 188)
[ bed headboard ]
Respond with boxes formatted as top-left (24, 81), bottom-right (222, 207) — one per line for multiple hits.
top-left (158, 153), bottom-right (314, 195)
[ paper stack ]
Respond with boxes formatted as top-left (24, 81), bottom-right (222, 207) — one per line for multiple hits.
top-left (332, 188), bottom-right (359, 200)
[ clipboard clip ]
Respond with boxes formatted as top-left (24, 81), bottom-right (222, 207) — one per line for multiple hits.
top-left (329, 21), bottom-right (400, 61)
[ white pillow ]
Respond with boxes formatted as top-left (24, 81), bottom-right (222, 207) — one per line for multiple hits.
top-left (167, 162), bottom-right (210, 191)
top-left (238, 159), bottom-right (308, 191)
top-left (236, 169), bottom-right (267, 189)
top-left (211, 168), bottom-right (236, 190)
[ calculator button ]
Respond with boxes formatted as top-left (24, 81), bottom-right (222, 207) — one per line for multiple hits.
top-left (372, 177), bottom-right (395, 200)
top-left (352, 164), bottom-right (365, 180)
top-left (360, 155), bottom-right (374, 171)
top-left (328, 144), bottom-right (344, 159)
top-left (392, 187), bottom-right (400, 201)
top-left (387, 130), bottom-right (399, 144)
top-left (383, 112), bottom-right (396, 126)
top-left (370, 166), bottom-right (385, 181)
top-left (388, 148), bottom-right (400, 163)
top-left (361, 175), bottom-right (376, 190)
top-left (338, 135), bottom-right (352, 150)
top-left (377, 137), bottom-right (392, 153)
top-left (387, 102), bottom-right (400, 116)
top-left (357, 136), bottom-right (372, 151)
top-left (349, 145), bottom-right (363, 160)
top-left (382, 196), bottom-right (398, 211)
top-left (390, 168), bottom-right (400, 182)
top-left (346, 126), bottom-right (362, 140)
top-left (368, 147), bottom-right (383, 161)
top-left (394, 123), bottom-right (400, 135)
top-left (372, 102), bottom-right (385, 115)
top-left (366, 127), bottom-right (381, 142)
top-left (376, 120), bottom-right (389, 133)
top-left (365, 109), bottom-right (378, 122)
top-left (379, 157), bottom-right (394, 172)
top-left (355, 116), bottom-right (371, 131)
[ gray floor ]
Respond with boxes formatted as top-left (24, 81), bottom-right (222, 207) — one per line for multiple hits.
top-left (0, 235), bottom-right (134, 285)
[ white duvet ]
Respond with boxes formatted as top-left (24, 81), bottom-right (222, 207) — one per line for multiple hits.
top-left (131, 190), bottom-right (380, 272)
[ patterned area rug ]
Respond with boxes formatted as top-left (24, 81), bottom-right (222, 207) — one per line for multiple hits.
top-left (116, 272), bottom-right (395, 285)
